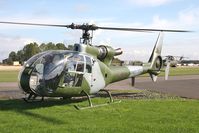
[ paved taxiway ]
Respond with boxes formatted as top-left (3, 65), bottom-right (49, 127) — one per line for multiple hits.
top-left (0, 75), bottom-right (199, 99)
top-left (106, 75), bottom-right (199, 99)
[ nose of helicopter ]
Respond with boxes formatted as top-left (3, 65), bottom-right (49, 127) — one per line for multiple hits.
top-left (19, 50), bottom-right (85, 96)
top-left (27, 52), bottom-right (66, 95)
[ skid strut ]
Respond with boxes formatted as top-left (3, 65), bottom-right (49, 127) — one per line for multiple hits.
top-left (23, 93), bottom-right (44, 103)
top-left (74, 90), bottom-right (121, 110)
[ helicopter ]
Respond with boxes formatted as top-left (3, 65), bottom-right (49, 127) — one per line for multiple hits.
top-left (0, 21), bottom-right (189, 109)
top-left (163, 55), bottom-right (188, 67)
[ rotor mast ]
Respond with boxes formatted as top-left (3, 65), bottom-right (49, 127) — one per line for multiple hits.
top-left (67, 23), bottom-right (97, 45)
top-left (81, 27), bottom-right (92, 45)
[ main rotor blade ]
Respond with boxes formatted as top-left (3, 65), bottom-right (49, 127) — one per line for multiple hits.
top-left (0, 21), bottom-right (70, 27)
top-left (97, 26), bottom-right (190, 32)
top-left (0, 21), bottom-right (191, 32)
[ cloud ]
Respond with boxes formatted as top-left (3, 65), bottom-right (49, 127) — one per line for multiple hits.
top-left (0, 34), bottom-right (36, 61)
top-left (178, 7), bottom-right (199, 27)
top-left (0, 15), bottom-right (67, 30)
top-left (148, 7), bottom-right (199, 29)
top-left (120, 48), bottom-right (151, 61)
top-left (74, 4), bottom-right (90, 13)
top-left (148, 15), bottom-right (174, 29)
top-left (96, 6), bottom-right (199, 61)
top-left (0, 4), bottom-right (199, 62)
top-left (128, 0), bottom-right (172, 7)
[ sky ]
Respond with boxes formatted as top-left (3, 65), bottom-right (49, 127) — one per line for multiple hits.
top-left (0, 0), bottom-right (199, 62)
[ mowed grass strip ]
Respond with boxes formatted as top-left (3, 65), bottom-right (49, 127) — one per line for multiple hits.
top-left (0, 98), bottom-right (198, 133)
top-left (0, 71), bottom-right (19, 82)
top-left (140, 67), bottom-right (199, 77)
top-left (163, 67), bottom-right (199, 76)
top-left (0, 67), bottom-right (198, 82)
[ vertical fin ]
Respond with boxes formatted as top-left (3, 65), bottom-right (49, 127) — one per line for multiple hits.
top-left (148, 32), bottom-right (163, 64)
top-left (148, 32), bottom-right (164, 82)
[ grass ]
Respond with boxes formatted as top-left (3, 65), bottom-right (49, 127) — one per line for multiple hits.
top-left (0, 67), bottom-right (198, 132)
top-left (0, 71), bottom-right (19, 82)
top-left (0, 67), bottom-right (199, 82)
top-left (161, 67), bottom-right (199, 76)
top-left (139, 67), bottom-right (199, 77)
top-left (0, 98), bottom-right (198, 133)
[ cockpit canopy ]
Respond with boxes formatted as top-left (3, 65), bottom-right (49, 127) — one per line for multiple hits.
top-left (22, 50), bottom-right (92, 95)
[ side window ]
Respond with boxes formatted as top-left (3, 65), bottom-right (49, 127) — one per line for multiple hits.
top-left (66, 61), bottom-right (76, 72)
top-left (76, 55), bottom-right (84, 72)
top-left (76, 62), bottom-right (84, 72)
top-left (67, 54), bottom-right (84, 72)
top-left (85, 56), bottom-right (92, 73)
top-left (73, 54), bottom-right (84, 62)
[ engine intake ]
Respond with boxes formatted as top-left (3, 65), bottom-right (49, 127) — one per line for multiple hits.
top-left (97, 45), bottom-right (123, 60)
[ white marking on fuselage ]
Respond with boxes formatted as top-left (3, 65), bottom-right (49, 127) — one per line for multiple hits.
top-left (126, 66), bottom-right (144, 77)
top-left (87, 61), bottom-right (105, 94)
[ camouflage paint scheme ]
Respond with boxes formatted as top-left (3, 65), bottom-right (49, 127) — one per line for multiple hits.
top-left (19, 32), bottom-right (164, 98)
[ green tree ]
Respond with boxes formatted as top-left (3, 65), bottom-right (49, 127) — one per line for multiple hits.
top-left (67, 45), bottom-right (74, 50)
top-left (39, 43), bottom-right (46, 51)
top-left (56, 43), bottom-right (67, 50)
top-left (45, 42), bottom-right (57, 50)
top-left (6, 58), bottom-right (13, 65)
top-left (9, 51), bottom-right (18, 61)
top-left (23, 42), bottom-right (40, 61)
top-left (6, 42), bottom-right (71, 64)
top-left (6, 51), bottom-right (18, 65)
top-left (17, 50), bottom-right (25, 64)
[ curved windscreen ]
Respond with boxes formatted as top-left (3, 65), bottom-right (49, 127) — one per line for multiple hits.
top-left (30, 51), bottom-right (67, 79)
top-left (24, 51), bottom-right (50, 67)
top-left (24, 50), bottom-right (88, 95)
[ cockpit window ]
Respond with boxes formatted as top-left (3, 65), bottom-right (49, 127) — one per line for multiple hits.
top-left (25, 51), bottom-right (49, 67)
top-left (66, 54), bottom-right (85, 72)
top-left (44, 54), bottom-right (64, 80)
top-left (28, 51), bottom-right (68, 94)
top-left (76, 62), bottom-right (84, 72)
top-left (69, 54), bottom-right (84, 62)
top-left (63, 54), bottom-right (85, 87)
top-left (85, 56), bottom-right (92, 73)
top-left (30, 51), bottom-right (66, 81)
top-left (27, 51), bottom-right (89, 93)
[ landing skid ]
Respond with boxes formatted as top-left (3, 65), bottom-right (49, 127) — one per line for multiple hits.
top-left (23, 93), bottom-right (44, 103)
top-left (74, 89), bottom-right (121, 110)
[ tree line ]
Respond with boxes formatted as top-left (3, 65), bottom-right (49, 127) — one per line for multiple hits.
top-left (4, 42), bottom-right (141, 66)
top-left (5, 42), bottom-right (72, 65)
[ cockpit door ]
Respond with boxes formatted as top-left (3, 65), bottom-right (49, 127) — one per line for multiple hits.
top-left (84, 56), bottom-right (93, 87)
top-left (62, 54), bottom-right (85, 87)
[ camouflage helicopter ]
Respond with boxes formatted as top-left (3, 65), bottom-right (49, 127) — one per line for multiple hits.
top-left (0, 21), bottom-right (189, 109)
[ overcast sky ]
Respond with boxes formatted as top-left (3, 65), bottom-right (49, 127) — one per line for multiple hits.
top-left (0, 0), bottom-right (199, 62)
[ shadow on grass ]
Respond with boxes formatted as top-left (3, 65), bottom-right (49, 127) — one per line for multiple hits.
top-left (0, 91), bottom-right (143, 124)
top-left (96, 92), bottom-right (146, 99)
top-left (0, 98), bottom-right (83, 110)
top-left (0, 91), bottom-right (144, 111)
top-left (0, 98), bottom-right (85, 124)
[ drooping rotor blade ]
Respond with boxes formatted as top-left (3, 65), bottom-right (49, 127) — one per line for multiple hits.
top-left (0, 21), bottom-right (70, 28)
top-left (97, 26), bottom-right (191, 32)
